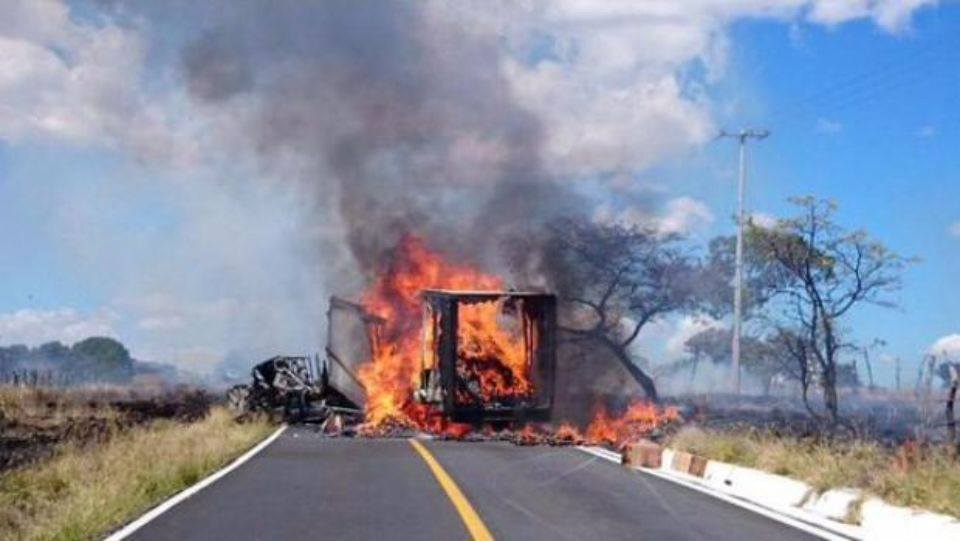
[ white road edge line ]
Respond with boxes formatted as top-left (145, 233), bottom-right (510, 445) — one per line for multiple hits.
top-left (576, 446), bottom-right (858, 541)
top-left (103, 424), bottom-right (288, 541)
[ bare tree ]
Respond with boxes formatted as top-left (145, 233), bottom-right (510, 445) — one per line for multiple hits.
top-left (769, 326), bottom-right (817, 410)
top-left (859, 338), bottom-right (886, 390)
top-left (514, 218), bottom-right (697, 402)
top-left (750, 197), bottom-right (911, 424)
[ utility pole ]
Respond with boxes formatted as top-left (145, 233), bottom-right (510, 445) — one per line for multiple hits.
top-left (895, 357), bottom-right (901, 391)
top-left (863, 349), bottom-right (875, 390)
top-left (718, 128), bottom-right (769, 395)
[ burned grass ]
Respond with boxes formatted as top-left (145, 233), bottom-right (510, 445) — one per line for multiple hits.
top-left (0, 386), bottom-right (214, 472)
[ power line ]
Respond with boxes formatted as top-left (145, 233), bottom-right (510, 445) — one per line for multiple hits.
top-left (763, 27), bottom-right (960, 128)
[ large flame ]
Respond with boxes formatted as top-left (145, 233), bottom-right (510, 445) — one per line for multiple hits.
top-left (357, 235), bottom-right (531, 432)
top-left (356, 234), bottom-right (678, 444)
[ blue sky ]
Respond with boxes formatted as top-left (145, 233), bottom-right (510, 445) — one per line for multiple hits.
top-left (0, 1), bottom-right (956, 383)
top-left (721, 9), bottom-right (960, 384)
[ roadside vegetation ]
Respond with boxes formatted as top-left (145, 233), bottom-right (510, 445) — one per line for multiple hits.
top-left (0, 392), bottom-right (274, 541)
top-left (669, 426), bottom-right (960, 518)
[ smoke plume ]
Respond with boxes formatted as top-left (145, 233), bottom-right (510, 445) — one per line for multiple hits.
top-left (180, 1), bottom-right (582, 291)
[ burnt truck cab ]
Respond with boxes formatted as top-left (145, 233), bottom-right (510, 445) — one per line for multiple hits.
top-left (415, 290), bottom-right (557, 424)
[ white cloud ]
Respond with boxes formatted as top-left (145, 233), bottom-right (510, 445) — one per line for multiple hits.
top-left (948, 222), bottom-right (960, 237)
top-left (0, 308), bottom-right (117, 346)
top-left (659, 197), bottom-right (715, 234)
top-left (0, 0), bottom-right (184, 161)
top-left (461, 0), bottom-right (933, 175)
top-left (806, 0), bottom-right (937, 32)
top-left (505, 59), bottom-right (714, 175)
top-left (816, 117), bottom-right (843, 134)
top-left (0, 0), bottom-right (935, 172)
top-left (748, 211), bottom-right (778, 228)
top-left (929, 334), bottom-right (960, 358)
top-left (136, 315), bottom-right (185, 331)
top-left (918, 125), bottom-right (937, 138)
top-left (594, 196), bottom-right (714, 234)
top-left (806, 0), bottom-right (870, 27)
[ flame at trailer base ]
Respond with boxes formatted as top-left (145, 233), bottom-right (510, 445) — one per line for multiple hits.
top-left (585, 400), bottom-right (680, 447)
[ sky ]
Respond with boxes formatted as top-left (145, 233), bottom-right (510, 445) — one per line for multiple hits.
top-left (0, 0), bottom-right (957, 386)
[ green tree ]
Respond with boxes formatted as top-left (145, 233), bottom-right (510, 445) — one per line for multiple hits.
top-left (71, 337), bottom-right (134, 382)
top-left (749, 197), bottom-right (910, 424)
top-left (38, 341), bottom-right (71, 364)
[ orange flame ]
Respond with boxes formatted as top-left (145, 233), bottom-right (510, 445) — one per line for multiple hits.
top-left (584, 400), bottom-right (679, 447)
top-left (554, 423), bottom-right (585, 445)
top-left (455, 300), bottom-right (533, 401)
top-left (357, 235), bottom-right (532, 433)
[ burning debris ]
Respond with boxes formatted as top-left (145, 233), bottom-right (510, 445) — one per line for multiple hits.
top-left (585, 400), bottom-right (681, 448)
top-left (427, 400), bottom-right (679, 448)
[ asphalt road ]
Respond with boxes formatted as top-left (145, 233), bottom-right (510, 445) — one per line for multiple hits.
top-left (130, 427), bottom-right (824, 541)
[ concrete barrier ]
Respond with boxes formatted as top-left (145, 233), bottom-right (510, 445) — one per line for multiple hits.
top-left (659, 448), bottom-right (676, 471)
top-left (656, 451), bottom-right (812, 510)
top-left (860, 498), bottom-right (960, 541)
top-left (689, 454), bottom-right (708, 477)
top-left (633, 446), bottom-right (960, 540)
top-left (702, 459), bottom-right (737, 490)
top-left (671, 450), bottom-right (694, 474)
top-left (720, 465), bottom-right (813, 509)
top-left (623, 440), bottom-right (663, 468)
top-left (802, 488), bottom-right (862, 522)
top-left (663, 450), bottom-right (709, 477)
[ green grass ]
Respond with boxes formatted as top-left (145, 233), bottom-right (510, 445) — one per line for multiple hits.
top-left (0, 407), bottom-right (275, 541)
top-left (669, 427), bottom-right (960, 519)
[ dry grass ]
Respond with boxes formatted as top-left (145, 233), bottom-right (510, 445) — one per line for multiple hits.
top-left (0, 407), bottom-right (274, 541)
top-left (669, 426), bottom-right (960, 518)
top-left (0, 385), bottom-right (215, 472)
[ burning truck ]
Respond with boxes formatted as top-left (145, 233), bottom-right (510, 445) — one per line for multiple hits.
top-left (324, 289), bottom-right (557, 428)
top-left (231, 235), bottom-right (676, 445)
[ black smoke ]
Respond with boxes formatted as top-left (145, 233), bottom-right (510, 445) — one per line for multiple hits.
top-left (179, 1), bottom-right (585, 290)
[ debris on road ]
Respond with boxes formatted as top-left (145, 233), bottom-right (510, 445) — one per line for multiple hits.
top-left (226, 355), bottom-right (362, 424)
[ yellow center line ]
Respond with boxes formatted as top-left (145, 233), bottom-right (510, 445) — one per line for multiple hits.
top-left (409, 438), bottom-right (495, 541)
